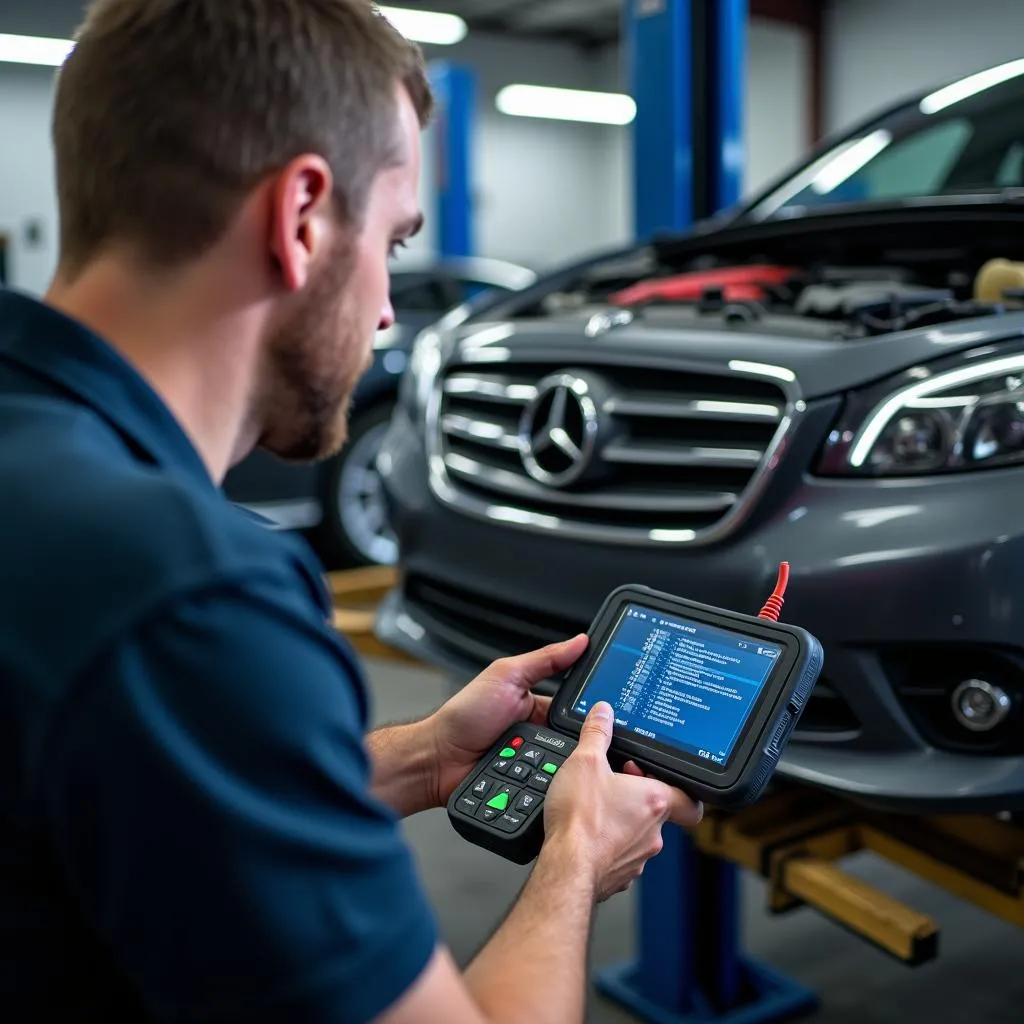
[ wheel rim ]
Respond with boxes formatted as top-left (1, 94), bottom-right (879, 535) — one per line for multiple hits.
top-left (337, 421), bottom-right (399, 565)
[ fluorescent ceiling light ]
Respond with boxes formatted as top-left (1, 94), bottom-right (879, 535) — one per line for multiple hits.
top-left (378, 6), bottom-right (467, 46)
top-left (0, 33), bottom-right (75, 67)
top-left (496, 85), bottom-right (637, 126)
top-left (920, 58), bottom-right (1024, 115)
top-left (810, 129), bottom-right (892, 195)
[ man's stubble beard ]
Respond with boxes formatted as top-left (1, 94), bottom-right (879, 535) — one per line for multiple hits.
top-left (257, 237), bottom-right (368, 465)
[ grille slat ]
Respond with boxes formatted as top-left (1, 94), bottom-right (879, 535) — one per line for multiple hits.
top-left (603, 442), bottom-right (765, 469)
top-left (443, 375), bottom-right (538, 404)
top-left (604, 395), bottom-right (784, 423)
top-left (441, 413), bottom-right (523, 452)
top-left (444, 452), bottom-right (738, 512)
top-left (430, 358), bottom-right (794, 545)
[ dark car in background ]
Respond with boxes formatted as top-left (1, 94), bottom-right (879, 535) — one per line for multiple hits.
top-left (223, 256), bottom-right (535, 567)
top-left (375, 61), bottom-right (1024, 813)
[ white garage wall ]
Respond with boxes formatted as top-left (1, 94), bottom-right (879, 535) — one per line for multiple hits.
top-left (0, 17), bottom-right (813, 294)
top-left (565, 17), bottom-right (813, 245)
top-left (409, 113), bottom-right (628, 273)
top-left (475, 116), bottom-right (629, 271)
top-left (0, 66), bottom-right (60, 298)
top-left (826, 0), bottom-right (1024, 131)
top-left (0, 30), bottom-right (622, 292)
top-left (439, 16), bottom-right (813, 271)
top-left (411, 32), bottom-right (629, 272)
top-left (746, 18), bottom-right (810, 196)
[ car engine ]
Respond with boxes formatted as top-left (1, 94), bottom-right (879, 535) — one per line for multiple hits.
top-left (537, 257), bottom-right (1024, 342)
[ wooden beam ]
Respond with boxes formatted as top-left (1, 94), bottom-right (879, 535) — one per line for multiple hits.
top-left (781, 857), bottom-right (940, 964)
top-left (328, 566), bottom-right (423, 665)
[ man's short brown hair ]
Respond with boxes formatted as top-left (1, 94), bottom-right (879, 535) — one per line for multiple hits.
top-left (52, 0), bottom-right (433, 276)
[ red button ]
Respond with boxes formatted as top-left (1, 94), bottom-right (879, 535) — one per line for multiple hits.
top-left (510, 737), bottom-right (524, 749)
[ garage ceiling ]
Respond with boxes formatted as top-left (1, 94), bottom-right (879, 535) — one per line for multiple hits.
top-left (0, 0), bottom-right (622, 50)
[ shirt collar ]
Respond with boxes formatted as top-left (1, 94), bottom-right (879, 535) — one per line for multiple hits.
top-left (0, 288), bottom-right (215, 488)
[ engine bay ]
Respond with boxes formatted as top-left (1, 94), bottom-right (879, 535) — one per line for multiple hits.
top-left (517, 206), bottom-right (1024, 342)
top-left (538, 257), bottom-right (1024, 342)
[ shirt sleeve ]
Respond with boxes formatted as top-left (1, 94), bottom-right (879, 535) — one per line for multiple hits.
top-left (39, 579), bottom-right (439, 1024)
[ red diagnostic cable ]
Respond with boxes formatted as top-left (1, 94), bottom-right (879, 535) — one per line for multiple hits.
top-left (758, 562), bottom-right (790, 622)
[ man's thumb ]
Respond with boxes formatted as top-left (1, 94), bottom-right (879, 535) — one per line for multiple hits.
top-left (579, 701), bottom-right (615, 751)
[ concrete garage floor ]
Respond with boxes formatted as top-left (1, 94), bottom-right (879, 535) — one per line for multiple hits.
top-left (365, 657), bottom-right (1024, 1023)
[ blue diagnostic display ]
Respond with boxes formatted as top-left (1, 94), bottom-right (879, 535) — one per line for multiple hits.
top-left (572, 604), bottom-right (782, 766)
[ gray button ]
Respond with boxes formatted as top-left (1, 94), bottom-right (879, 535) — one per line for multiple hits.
top-left (527, 771), bottom-right (551, 792)
top-left (477, 805), bottom-right (500, 822)
top-left (496, 810), bottom-right (526, 833)
top-left (520, 747), bottom-right (545, 764)
top-left (471, 777), bottom-right (495, 799)
top-left (514, 791), bottom-right (542, 814)
top-left (508, 761), bottom-right (533, 782)
top-left (490, 757), bottom-right (512, 775)
top-left (457, 795), bottom-right (479, 815)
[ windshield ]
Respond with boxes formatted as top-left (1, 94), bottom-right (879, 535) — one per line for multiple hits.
top-left (747, 60), bottom-right (1024, 220)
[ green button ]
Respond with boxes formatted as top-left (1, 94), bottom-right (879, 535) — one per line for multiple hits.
top-left (542, 762), bottom-right (559, 775)
top-left (499, 747), bottom-right (517, 759)
top-left (487, 792), bottom-right (510, 811)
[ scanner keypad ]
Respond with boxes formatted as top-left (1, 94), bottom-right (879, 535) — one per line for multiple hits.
top-left (454, 731), bottom-right (559, 835)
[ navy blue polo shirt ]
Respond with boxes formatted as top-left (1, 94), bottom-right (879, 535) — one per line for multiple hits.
top-left (0, 289), bottom-right (437, 1022)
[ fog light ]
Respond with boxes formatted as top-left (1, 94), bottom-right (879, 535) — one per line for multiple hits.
top-left (951, 679), bottom-right (1011, 732)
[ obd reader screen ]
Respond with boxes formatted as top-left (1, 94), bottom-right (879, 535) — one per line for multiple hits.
top-left (572, 604), bottom-right (782, 767)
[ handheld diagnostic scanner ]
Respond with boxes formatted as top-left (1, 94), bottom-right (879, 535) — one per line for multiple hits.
top-left (447, 565), bottom-right (823, 864)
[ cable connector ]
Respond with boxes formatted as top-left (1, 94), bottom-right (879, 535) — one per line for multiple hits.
top-left (758, 562), bottom-right (790, 621)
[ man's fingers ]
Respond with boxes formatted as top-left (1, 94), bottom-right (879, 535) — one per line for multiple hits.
top-left (624, 767), bottom-right (701, 825)
top-left (578, 701), bottom-right (615, 755)
top-left (661, 785), bottom-right (704, 828)
top-left (500, 634), bottom-right (589, 690)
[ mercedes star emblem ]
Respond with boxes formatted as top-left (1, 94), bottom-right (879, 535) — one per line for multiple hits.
top-left (519, 373), bottom-right (600, 488)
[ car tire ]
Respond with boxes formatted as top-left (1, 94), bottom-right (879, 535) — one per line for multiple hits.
top-left (316, 402), bottom-right (399, 570)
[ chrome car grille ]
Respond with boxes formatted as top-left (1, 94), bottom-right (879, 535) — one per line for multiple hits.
top-left (428, 354), bottom-right (798, 546)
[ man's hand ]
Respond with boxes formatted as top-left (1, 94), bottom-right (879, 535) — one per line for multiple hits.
top-left (428, 634), bottom-right (589, 808)
top-left (543, 700), bottom-right (704, 902)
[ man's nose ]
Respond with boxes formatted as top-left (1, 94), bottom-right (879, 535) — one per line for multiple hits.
top-left (379, 299), bottom-right (396, 331)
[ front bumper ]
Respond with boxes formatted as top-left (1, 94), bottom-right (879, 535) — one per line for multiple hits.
top-left (376, 404), bottom-right (1024, 813)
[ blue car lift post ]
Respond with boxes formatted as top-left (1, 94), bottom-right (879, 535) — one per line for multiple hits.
top-left (594, 3), bottom-right (820, 1023)
top-left (427, 62), bottom-right (477, 259)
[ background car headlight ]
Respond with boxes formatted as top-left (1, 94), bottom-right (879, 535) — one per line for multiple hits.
top-left (397, 299), bottom-right (485, 419)
top-left (817, 348), bottom-right (1024, 476)
top-left (398, 326), bottom-right (443, 418)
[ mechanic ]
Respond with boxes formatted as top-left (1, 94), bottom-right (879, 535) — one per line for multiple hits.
top-left (0, 2), bottom-right (703, 1022)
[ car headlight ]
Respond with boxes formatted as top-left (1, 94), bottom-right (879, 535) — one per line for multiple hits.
top-left (818, 348), bottom-right (1024, 476)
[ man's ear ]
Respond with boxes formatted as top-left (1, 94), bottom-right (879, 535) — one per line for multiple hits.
top-left (269, 155), bottom-right (335, 293)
